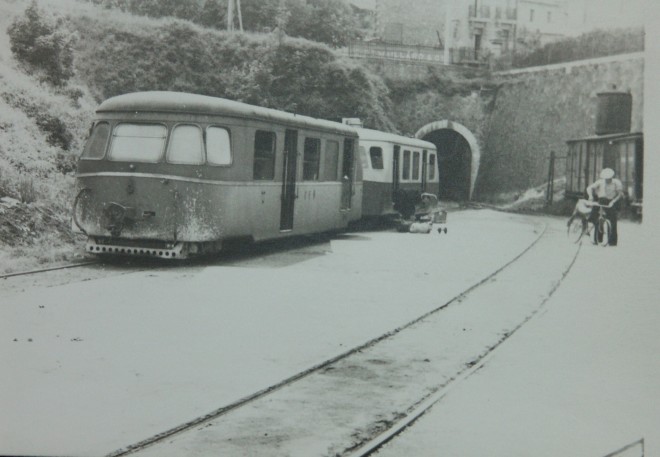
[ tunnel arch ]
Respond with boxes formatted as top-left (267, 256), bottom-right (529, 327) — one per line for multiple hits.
top-left (415, 121), bottom-right (480, 201)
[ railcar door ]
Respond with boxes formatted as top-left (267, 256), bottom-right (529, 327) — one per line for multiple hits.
top-left (392, 145), bottom-right (400, 198)
top-left (421, 150), bottom-right (428, 192)
top-left (280, 129), bottom-right (298, 231)
top-left (341, 138), bottom-right (355, 210)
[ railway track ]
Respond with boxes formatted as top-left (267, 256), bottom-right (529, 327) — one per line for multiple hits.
top-left (106, 219), bottom-right (582, 457)
top-left (0, 260), bottom-right (100, 280)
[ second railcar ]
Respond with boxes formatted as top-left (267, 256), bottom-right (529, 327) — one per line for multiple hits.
top-left (73, 91), bottom-right (362, 258)
top-left (356, 128), bottom-right (439, 218)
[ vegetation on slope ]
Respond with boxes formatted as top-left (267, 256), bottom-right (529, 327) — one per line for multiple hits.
top-left (69, 14), bottom-right (394, 130)
top-left (83, 0), bottom-right (362, 48)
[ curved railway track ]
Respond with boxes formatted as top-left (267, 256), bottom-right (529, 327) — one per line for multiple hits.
top-left (108, 220), bottom-right (583, 457)
top-left (0, 261), bottom-right (100, 280)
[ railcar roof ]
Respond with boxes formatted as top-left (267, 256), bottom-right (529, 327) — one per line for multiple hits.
top-left (355, 127), bottom-right (436, 150)
top-left (96, 91), bottom-right (358, 136)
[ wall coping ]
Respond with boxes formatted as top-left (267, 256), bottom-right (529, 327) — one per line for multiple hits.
top-left (494, 51), bottom-right (645, 76)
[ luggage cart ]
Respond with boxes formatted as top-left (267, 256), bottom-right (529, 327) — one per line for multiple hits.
top-left (396, 193), bottom-right (448, 234)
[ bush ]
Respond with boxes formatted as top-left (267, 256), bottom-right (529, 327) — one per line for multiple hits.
top-left (70, 15), bottom-right (395, 130)
top-left (8, 0), bottom-right (77, 86)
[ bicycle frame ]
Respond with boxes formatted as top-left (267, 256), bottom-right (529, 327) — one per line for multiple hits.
top-left (567, 200), bottom-right (612, 246)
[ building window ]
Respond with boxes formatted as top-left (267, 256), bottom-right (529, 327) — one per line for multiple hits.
top-left (109, 123), bottom-right (166, 163)
top-left (253, 130), bottom-right (275, 179)
top-left (81, 122), bottom-right (110, 159)
top-left (303, 137), bottom-right (321, 180)
top-left (530, 9), bottom-right (535, 22)
top-left (369, 147), bottom-right (384, 169)
top-left (167, 124), bottom-right (204, 165)
top-left (325, 140), bottom-right (339, 181)
top-left (547, 11), bottom-right (552, 22)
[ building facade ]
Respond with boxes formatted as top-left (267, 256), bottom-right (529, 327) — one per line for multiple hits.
top-left (350, 0), bottom-right (570, 65)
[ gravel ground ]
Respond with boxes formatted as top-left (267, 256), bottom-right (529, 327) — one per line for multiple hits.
top-left (1, 209), bottom-right (541, 456)
top-left (374, 220), bottom-right (660, 457)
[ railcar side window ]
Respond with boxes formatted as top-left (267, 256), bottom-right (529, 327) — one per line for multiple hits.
top-left (303, 137), bottom-right (321, 181)
top-left (81, 122), bottom-right (111, 159)
top-left (412, 151), bottom-right (420, 180)
top-left (108, 124), bottom-right (166, 162)
top-left (429, 153), bottom-right (436, 180)
top-left (207, 127), bottom-right (232, 165)
top-left (402, 150), bottom-right (411, 180)
top-left (167, 125), bottom-right (204, 165)
top-left (253, 130), bottom-right (275, 180)
top-left (325, 140), bottom-right (339, 181)
top-left (370, 147), bottom-right (384, 170)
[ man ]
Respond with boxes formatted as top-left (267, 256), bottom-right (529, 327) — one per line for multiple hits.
top-left (586, 168), bottom-right (624, 246)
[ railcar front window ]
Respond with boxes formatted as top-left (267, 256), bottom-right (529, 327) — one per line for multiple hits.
top-left (207, 127), bottom-right (232, 165)
top-left (402, 150), bottom-right (411, 180)
top-left (325, 140), bottom-right (339, 181)
top-left (303, 137), bottom-right (321, 181)
top-left (168, 125), bottom-right (204, 165)
top-left (81, 122), bottom-right (111, 159)
top-left (370, 147), bottom-right (384, 170)
top-left (109, 124), bottom-right (166, 162)
top-left (253, 130), bottom-right (275, 180)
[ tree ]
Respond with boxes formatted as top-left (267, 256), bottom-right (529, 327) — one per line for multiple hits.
top-left (197, 0), bottom-right (226, 29)
top-left (287, 0), bottom-right (361, 48)
top-left (8, 0), bottom-right (76, 86)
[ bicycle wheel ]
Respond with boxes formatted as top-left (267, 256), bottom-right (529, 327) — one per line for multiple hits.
top-left (567, 219), bottom-right (585, 243)
top-left (597, 218), bottom-right (611, 247)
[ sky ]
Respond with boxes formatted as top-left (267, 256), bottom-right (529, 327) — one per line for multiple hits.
top-left (563, 0), bottom-right (645, 35)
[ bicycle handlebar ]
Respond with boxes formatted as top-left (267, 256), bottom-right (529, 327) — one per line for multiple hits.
top-left (578, 199), bottom-right (612, 209)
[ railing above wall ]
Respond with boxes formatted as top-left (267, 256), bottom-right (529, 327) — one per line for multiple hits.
top-left (347, 41), bottom-right (445, 64)
top-left (345, 42), bottom-right (488, 67)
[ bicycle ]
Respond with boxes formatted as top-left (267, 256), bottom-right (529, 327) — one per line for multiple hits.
top-left (566, 199), bottom-right (612, 246)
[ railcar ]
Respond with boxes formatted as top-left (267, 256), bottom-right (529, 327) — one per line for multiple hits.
top-left (73, 92), bottom-right (362, 258)
top-left (565, 131), bottom-right (643, 215)
top-left (355, 128), bottom-right (439, 219)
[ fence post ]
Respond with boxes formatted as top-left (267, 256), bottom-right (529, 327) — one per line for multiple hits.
top-left (546, 150), bottom-right (555, 207)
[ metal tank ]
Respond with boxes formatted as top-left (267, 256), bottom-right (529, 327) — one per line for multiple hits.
top-left (595, 91), bottom-right (632, 135)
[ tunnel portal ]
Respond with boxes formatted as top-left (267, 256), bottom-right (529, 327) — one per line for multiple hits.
top-left (415, 121), bottom-right (480, 201)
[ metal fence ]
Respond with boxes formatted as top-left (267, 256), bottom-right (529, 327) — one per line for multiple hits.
top-left (347, 41), bottom-right (445, 64)
top-left (346, 42), bottom-right (488, 67)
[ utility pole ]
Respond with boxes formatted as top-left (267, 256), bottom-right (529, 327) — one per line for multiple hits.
top-left (227, 0), bottom-right (243, 32)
